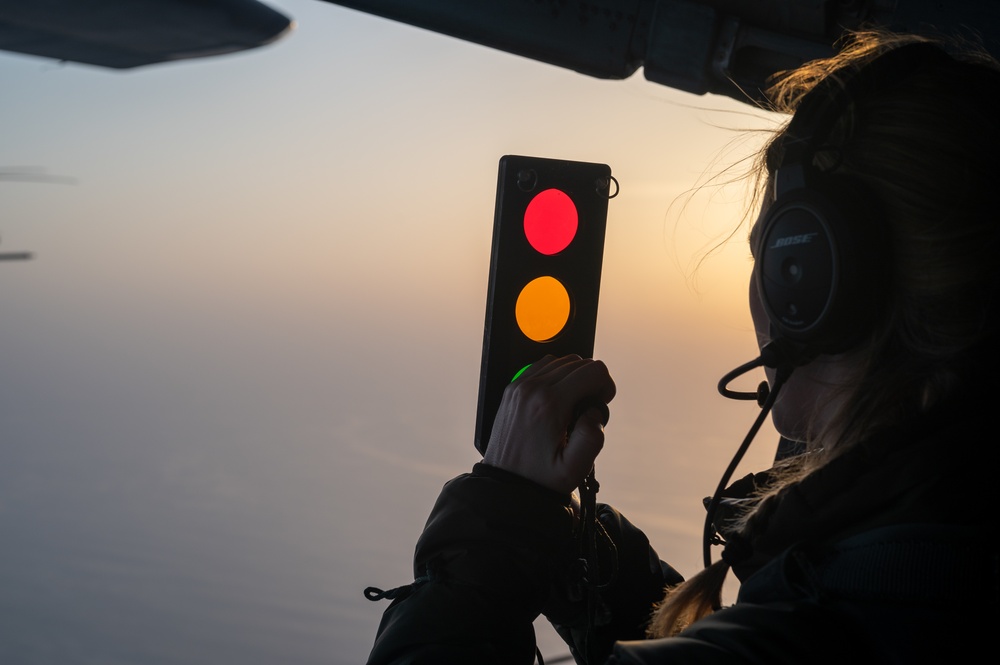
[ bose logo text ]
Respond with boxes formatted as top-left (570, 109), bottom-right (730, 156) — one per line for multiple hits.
top-left (770, 232), bottom-right (818, 249)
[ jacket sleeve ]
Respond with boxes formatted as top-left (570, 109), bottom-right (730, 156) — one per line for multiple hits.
top-left (365, 464), bottom-right (682, 665)
top-left (365, 463), bottom-right (577, 665)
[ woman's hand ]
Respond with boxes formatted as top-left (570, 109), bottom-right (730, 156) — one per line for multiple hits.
top-left (482, 355), bottom-right (616, 494)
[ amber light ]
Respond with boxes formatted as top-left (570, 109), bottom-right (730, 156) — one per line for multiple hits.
top-left (515, 276), bottom-right (570, 342)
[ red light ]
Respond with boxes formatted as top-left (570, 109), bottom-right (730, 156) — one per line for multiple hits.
top-left (523, 188), bottom-right (578, 255)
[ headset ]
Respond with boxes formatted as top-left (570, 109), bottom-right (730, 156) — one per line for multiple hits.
top-left (707, 41), bottom-right (957, 576)
top-left (754, 41), bottom-right (955, 366)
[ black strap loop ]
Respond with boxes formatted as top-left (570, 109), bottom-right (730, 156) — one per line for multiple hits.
top-left (364, 574), bottom-right (431, 602)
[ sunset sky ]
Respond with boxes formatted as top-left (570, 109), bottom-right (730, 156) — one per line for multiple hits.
top-left (1, 2), bottom-right (786, 662)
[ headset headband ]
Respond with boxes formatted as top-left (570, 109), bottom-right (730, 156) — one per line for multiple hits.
top-left (776, 41), bottom-right (954, 195)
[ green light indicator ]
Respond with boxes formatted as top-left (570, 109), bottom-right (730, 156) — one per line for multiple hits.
top-left (511, 364), bottom-right (532, 382)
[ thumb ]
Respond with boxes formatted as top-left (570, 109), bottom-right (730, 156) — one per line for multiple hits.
top-left (561, 404), bottom-right (608, 487)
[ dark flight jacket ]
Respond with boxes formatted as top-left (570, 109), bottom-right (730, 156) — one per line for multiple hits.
top-left (365, 401), bottom-right (997, 664)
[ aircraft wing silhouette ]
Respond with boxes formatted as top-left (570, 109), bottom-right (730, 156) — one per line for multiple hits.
top-left (0, 0), bottom-right (292, 69)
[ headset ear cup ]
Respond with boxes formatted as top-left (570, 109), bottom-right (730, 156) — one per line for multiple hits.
top-left (753, 42), bottom-right (954, 364)
top-left (755, 173), bottom-right (886, 357)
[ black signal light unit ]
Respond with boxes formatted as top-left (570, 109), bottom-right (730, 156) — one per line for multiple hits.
top-left (475, 155), bottom-right (614, 455)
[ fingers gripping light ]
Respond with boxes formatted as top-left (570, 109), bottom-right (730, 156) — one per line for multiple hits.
top-left (475, 155), bottom-right (613, 454)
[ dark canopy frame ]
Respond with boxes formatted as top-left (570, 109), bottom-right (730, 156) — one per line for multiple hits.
top-left (1, 1), bottom-right (997, 103)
